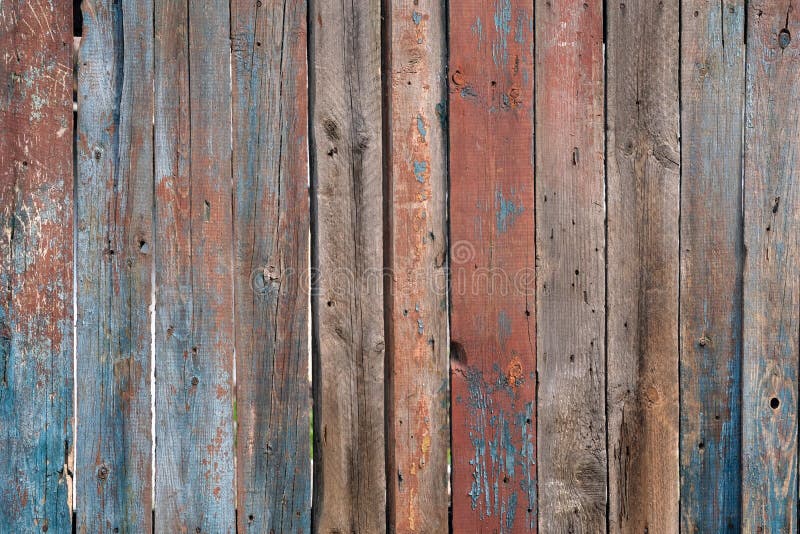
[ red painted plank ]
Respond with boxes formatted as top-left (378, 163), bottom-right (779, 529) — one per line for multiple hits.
top-left (448, 1), bottom-right (536, 532)
top-left (534, 0), bottom-right (606, 531)
top-left (0, 1), bottom-right (74, 531)
top-left (385, 1), bottom-right (449, 532)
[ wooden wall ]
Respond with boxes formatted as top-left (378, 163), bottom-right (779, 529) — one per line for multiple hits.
top-left (1, 0), bottom-right (799, 532)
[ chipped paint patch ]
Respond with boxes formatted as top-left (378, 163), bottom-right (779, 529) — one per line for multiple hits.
top-left (495, 187), bottom-right (524, 233)
top-left (416, 115), bottom-right (427, 140)
top-left (492, 0), bottom-right (512, 65)
top-left (413, 161), bottom-right (427, 183)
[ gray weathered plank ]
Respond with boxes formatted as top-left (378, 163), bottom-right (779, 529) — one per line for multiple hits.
top-left (154, 0), bottom-right (236, 530)
top-left (309, 0), bottom-right (385, 531)
top-left (231, 0), bottom-right (311, 531)
top-left (606, 0), bottom-right (681, 531)
top-left (742, 1), bottom-right (800, 530)
top-left (386, 1), bottom-right (450, 532)
top-left (0, 1), bottom-right (74, 531)
top-left (534, 0), bottom-right (606, 531)
top-left (680, 1), bottom-right (745, 531)
top-left (75, 1), bottom-right (154, 530)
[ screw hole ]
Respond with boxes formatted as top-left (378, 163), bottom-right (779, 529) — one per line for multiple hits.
top-left (770, 397), bottom-right (780, 409)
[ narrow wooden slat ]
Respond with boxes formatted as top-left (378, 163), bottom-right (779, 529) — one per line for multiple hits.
top-left (448, 2), bottom-right (535, 532)
top-left (309, 1), bottom-right (385, 531)
top-left (231, 0), bottom-right (311, 531)
top-left (606, 1), bottom-right (680, 531)
top-left (75, 1), bottom-right (154, 530)
top-left (680, 1), bottom-right (745, 531)
top-left (0, 1), bottom-right (73, 531)
top-left (742, 1), bottom-right (800, 530)
top-left (154, 0), bottom-right (236, 530)
top-left (385, 1), bottom-right (449, 532)
top-left (534, 1), bottom-right (605, 531)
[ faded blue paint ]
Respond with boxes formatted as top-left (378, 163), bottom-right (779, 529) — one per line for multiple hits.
top-left (492, 0), bottom-right (512, 66)
top-left (471, 16), bottom-right (484, 45)
top-left (495, 187), bottom-right (524, 233)
top-left (417, 319), bottom-right (424, 334)
top-left (459, 366), bottom-right (535, 531)
top-left (412, 10), bottom-right (422, 25)
top-left (416, 115), bottom-right (427, 140)
top-left (498, 310), bottom-right (511, 348)
top-left (413, 161), bottom-right (427, 183)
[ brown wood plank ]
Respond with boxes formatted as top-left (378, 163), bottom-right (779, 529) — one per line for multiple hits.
top-left (679, 1), bottom-right (745, 531)
top-left (448, 1), bottom-right (536, 532)
top-left (154, 0), bottom-right (236, 530)
top-left (231, 0), bottom-right (311, 531)
top-left (534, 1), bottom-right (605, 531)
top-left (75, 0), bottom-right (154, 531)
top-left (309, 0), bottom-right (385, 532)
top-left (385, 1), bottom-right (450, 532)
top-left (606, 1), bottom-right (681, 531)
top-left (742, 1), bottom-right (800, 530)
top-left (0, 1), bottom-right (74, 531)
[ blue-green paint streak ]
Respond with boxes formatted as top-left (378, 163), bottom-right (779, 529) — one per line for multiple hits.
top-left (413, 161), bottom-right (427, 183)
top-left (412, 10), bottom-right (422, 25)
top-left (492, 0), bottom-right (512, 66)
top-left (495, 188), bottom-right (524, 233)
top-left (416, 115), bottom-right (427, 140)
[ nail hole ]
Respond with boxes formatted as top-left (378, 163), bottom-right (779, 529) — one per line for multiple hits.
top-left (779, 29), bottom-right (791, 49)
top-left (770, 397), bottom-right (780, 409)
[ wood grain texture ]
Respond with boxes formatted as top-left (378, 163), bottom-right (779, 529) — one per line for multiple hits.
top-left (606, 1), bottom-right (680, 531)
top-left (385, 1), bottom-right (449, 532)
top-left (534, 1), bottom-right (605, 531)
top-left (154, 0), bottom-right (236, 530)
top-left (75, 1), bottom-right (154, 531)
top-left (742, 1), bottom-right (800, 531)
top-left (0, 1), bottom-right (73, 531)
top-left (232, 0), bottom-right (311, 531)
top-left (680, 1), bottom-right (744, 531)
top-left (309, 1), bottom-right (386, 532)
top-left (448, 1), bottom-right (536, 532)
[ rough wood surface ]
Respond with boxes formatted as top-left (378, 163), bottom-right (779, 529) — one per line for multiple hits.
top-left (0, 1), bottom-right (74, 531)
top-left (448, 2), bottom-right (536, 532)
top-left (232, 0), bottom-right (311, 531)
top-left (154, 0), bottom-right (236, 530)
top-left (680, 1), bottom-right (745, 531)
top-left (534, 1), bottom-right (605, 531)
top-left (742, 1), bottom-right (800, 531)
top-left (309, 0), bottom-right (386, 532)
top-left (75, 1), bottom-right (154, 531)
top-left (606, 1), bottom-right (680, 531)
top-left (385, 1), bottom-right (449, 532)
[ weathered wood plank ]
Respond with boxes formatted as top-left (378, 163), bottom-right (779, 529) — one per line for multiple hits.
top-left (231, 0), bottom-right (311, 531)
top-left (534, 1), bottom-right (605, 531)
top-left (385, 1), bottom-right (449, 532)
top-left (75, 1), bottom-right (154, 530)
top-left (309, 1), bottom-right (385, 532)
top-left (742, 1), bottom-right (800, 530)
top-left (606, 1), bottom-right (680, 531)
top-left (448, 2), bottom-right (535, 532)
top-left (154, 0), bottom-right (236, 530)
top-left (680, 1), bottom-right (745, 531)
top-left (0, 1), bottom-right (74, 531)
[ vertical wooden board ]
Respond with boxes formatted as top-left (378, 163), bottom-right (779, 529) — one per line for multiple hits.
top-left (534, 1), bottom-right (605, 531)
top-left (154, 0), bottom-right (235, 531)
top-left (680, 1), bottom-right (745, 531)
top-left (309, 0), bottom-right (385, 532)
top-left (742, 1), bottom-right (800, 530)
top-left (448, 1), bottom-right (536, 532)
top-left (385, 1), bottom-right (449, 532)
top-left (231, 0), bottom-right (311, 531)
top-left (0, 1), bottom-right (73, 531)
top-left (75, 1), bottom-right (154, 531)
top-left (606, 1), bottom-right (680, 531)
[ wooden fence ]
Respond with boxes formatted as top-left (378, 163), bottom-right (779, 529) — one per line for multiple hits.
top-left (1, 0), bottom-right (799, 532)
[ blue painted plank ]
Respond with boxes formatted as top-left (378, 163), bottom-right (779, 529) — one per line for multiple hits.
top-left (231, 0), bottom-right (311, 531)
top-left (75, 0), bottom-right (154, 530)
top-left (0, 1), bottom-right (74, 531)
top-left (154, 0), bottom-right (236, 530)
top-left (679, 1), bottom-right (745, 531)
top-left (742, 1), bottom-right (800, 531)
